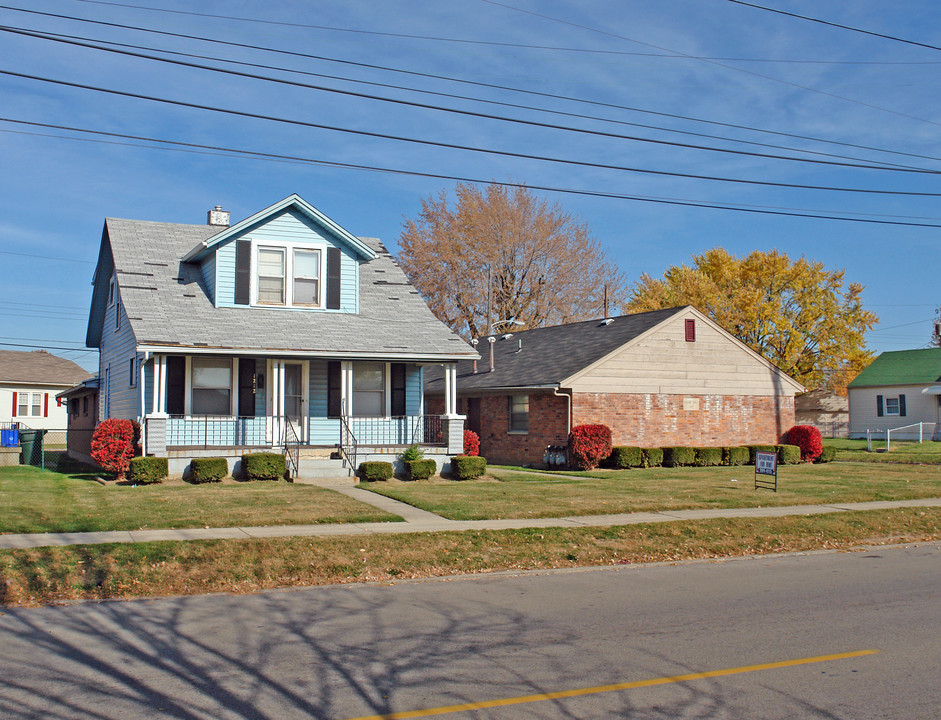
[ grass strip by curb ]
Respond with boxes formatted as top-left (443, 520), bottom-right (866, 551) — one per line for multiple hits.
top-left (1, 507), bottom-right (938, 607)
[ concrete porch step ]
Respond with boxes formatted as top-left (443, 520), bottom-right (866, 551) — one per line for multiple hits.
top-left (293, 456), bottom-right (355, 485)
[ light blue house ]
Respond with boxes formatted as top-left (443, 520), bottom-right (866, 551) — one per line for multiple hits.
top-left (86, 194), bottom-right (476, 478)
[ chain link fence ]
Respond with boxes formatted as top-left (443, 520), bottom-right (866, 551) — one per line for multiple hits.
top-left (10, 428), bottom-right (99, 474)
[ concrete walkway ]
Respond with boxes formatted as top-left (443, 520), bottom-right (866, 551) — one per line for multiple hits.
top-left (2, 484), bottom-right (940, 550)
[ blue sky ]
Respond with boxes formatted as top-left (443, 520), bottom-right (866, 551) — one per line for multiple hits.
top-left (1, 0), bottom-right (940, 373)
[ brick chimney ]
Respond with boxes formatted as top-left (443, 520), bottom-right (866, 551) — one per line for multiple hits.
top-left (207, 205), bottom-right (230, 227)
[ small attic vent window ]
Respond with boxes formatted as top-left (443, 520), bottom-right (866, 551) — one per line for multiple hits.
top-left (685, 318), bottom-right (696, 342)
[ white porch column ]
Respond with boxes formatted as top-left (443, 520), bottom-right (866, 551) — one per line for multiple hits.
top-left (342, 361), bottom-right (354, 416)
top-left (155, 354), bottom-right (167, 414)
top-left (443, 362), bottom-right (452, 416)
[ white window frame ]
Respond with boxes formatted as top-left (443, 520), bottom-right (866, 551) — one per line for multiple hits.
top-left (15, 392), bottom-right (44, 418)
top-left (108, 274), bottom-right (116, 307)
top-left (351, 361), bottom-right (387, 418)
top-left (251, 239), bottom-right (326, 309)
top-left (185, 356), bottom-right (237, 417)
top-left (884, 396), bottom-right (900, 416)
top-left (128, 356), bottom-right (137, 388)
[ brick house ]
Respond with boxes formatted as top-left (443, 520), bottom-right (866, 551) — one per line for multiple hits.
top-left (425, 306), bottom-right (804, 465)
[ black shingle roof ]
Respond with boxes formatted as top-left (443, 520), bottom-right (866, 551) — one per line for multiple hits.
top-left (425, 307), bottom-right (686, 391)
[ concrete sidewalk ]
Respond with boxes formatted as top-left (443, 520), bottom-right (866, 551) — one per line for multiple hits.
top-left (2, 489), bottom-right (939, 550)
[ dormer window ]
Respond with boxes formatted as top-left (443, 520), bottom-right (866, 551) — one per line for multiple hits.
top-left (254, 244), bottom-right (323, 308)
top-left (257, 247), bottom-right (286, 305)
top-left (293, 249), bottom-right (321, 306)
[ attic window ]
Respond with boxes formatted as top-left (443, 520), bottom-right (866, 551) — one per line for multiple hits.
top-left (685, 318), bottom-right (696, 342)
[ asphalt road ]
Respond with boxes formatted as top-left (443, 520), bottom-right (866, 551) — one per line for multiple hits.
top-left (1, 543), bottom-right (939, 719)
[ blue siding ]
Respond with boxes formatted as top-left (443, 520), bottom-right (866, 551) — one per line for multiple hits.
top-left (216, 241), bottom-right (235, 306)
top-left (308, 417), bottom-right (340, 445)
top-left (201, 253), bottom-right (216, 304)
top-left (405, 364), bottom-right (422, 415)
top-left (214, 208), bottom-right (358, 313)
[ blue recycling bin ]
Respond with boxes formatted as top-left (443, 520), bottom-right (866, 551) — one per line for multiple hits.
top-left (1, 429), bottom-right (19, 447)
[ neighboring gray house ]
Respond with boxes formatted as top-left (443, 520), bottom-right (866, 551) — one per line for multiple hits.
top-left (86, 194), bottom-right (477, 478)
top-left (848, 348), bottom-right (941, 441)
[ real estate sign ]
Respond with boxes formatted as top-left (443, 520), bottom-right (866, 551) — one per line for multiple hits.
top-left (755, 450), bottom-right (777, 492)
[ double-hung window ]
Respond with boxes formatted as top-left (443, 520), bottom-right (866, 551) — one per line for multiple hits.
top-left (257, 247), bottom-right (286, 305)
top-left (884, 397), bottom-right (900, 415)
top-left (293, 249), bottom-right (321, 306)
top-left (352, 362), bottom-right (385, 417)
top-left (508, 394), bottom-right (529, 433)
top-left (191, 358), bottom-right (233, 415)
top-left (16, 392), bottom-right (43, 417)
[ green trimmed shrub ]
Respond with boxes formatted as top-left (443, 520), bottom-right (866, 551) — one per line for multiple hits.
top-left (608, 446), bottom-right (644, 469)
top-left (693, 447), bottom-right (722, 467)
top-left (747, 445), bottom-right (777, 465)
top-left (451, 455), bottom-right (487, 480)
top-left (777, 444), bottom-right (801, 465)
top-left (127, 456), bottom-right (167, 485)
top-left (815, 445), bottom-right (837, 464)
top-left (723, 446), bottom-right (750, 466)
top-left (189, 457), bottom-right (228, 483)
top-left (242, 452), bottom-right (286, 481)
top-left (359, 461), bottom-right (393, 481)
top-left (405, 459), bottom-right (437, 481)
top-left (643, 447), bottom-right (663, 467)
top-left (400, 444), bottom-right (424, 462)
top-left (663, 446), bottom-right (695, 467)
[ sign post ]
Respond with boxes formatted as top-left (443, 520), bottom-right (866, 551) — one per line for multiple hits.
top-left (755, 450), bottom-right (778, 492)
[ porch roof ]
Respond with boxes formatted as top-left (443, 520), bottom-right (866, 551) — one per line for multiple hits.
top-left (95, 217), bottom-right (478, 362)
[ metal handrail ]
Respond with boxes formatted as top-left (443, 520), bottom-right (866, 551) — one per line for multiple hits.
top-left (338, 415), bottom-right (358, 476)
top-left (283, 418), bottom-right (300, 479)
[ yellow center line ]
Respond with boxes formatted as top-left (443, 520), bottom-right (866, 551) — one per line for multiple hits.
top-left (342, 649), bottom-right (879, 720)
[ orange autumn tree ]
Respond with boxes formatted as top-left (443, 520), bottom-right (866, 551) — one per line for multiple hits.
top-left (398, 183), bottom-right (626, 338)
top-left (626, 248), bottom-right (877, 394)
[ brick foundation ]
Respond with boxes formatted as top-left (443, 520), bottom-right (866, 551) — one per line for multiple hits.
top-left (572, 392), bottom-right (794, 448)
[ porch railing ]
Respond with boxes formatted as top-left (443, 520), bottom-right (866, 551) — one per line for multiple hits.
top-left (167, 416), bottom-right (267, 448)
top-left (339, 415), bottom-right (358, 475)
top-left (283, 418), bottom-right (300, 479)
top-left (345, 415), bottom-right (445, 446)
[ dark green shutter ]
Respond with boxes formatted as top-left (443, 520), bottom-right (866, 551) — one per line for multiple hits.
top-left (327, 361), bottom-right (342, 418)
top-left (235, 239), bottom-right (251, 305)
top-left (166, 356), bottom-right (185, 415)
top-left (899, 394), bottom-right (906, 417)
top-left (876, 395), bottom-right (884, 417)
top-left (391, 363), bottom-right (406, 417)
top-left (326, 247), bottom-right (341, 310)
top-left (238, 359), bottom-right (256, 417)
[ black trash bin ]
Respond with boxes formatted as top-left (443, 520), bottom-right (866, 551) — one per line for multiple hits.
top-left (19, 429), bottom-right (47, 466)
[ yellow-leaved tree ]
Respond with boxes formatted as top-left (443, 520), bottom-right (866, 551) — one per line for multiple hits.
top-left (398, 183), bottom-right (626, 338)
top-left (625, 248), bottom-right (877, 393)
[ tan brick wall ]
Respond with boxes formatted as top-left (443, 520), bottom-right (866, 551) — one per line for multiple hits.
top-left (572, 392), bottom-right (794, 447)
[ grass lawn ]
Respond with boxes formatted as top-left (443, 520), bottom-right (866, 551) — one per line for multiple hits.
top-left (363, 463), bottom-right (941, 520)
top-left (824, 438), bottom-right (941, 463)
top-left (2, 507), bottom-right (938, 606)
top-left (0, 466), bottom-right (401, 534)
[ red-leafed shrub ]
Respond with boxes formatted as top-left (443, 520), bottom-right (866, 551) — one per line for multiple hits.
top-left (786, 425), bottom-right (823, 462)
top-left (463, 429), bottom-right (480, 456)
top-left (90, 419), bottom-right (138, 479)
top-left (567, 424), bottom-right (613, 470)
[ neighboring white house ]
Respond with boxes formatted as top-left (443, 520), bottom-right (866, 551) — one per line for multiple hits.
top-left (847, 348), bottom-right (941, 441)
top-left (0, 350), bottom-right (92, 430)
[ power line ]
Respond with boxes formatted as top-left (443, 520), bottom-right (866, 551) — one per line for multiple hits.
top-left (726, 1), bottom-right (941, 53)
top-left (6, 24), bottom-right (929, 171)
top-left (6, 70), bottom-right (941, 198)
top-left (4, 118), bottom-right (941, 228)
top-left (0, 340), bottom-right (95, 352)
top-left (3, 4), bottom-right (938, 165)
top-left (5, 25), bottom-right (937, 175)
top-left (69, 0), bottom-right (941, 65)
top-left (0, 248), bottom-right (93, 263)
top-left (479, 0), bottom-right (941, 129)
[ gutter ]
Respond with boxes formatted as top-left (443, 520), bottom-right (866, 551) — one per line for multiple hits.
top-left (553, 386), bottom-right (572, 437)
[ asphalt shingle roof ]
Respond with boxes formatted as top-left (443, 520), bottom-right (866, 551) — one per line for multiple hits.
top-left (0, 350), bottom-right (92, 386)
top-left (847, 348), bottom-right (941, 388)
top-left (425, 307), bottom-right (686, 391)
top-left (101, 217), bottom-right (477, 360)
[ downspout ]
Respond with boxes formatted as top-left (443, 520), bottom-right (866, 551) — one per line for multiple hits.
top-left (553, 386), bottom-right (571, 437)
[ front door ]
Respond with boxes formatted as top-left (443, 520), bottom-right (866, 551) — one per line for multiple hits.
top-left (284, 363), bottom-right (305, 441)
